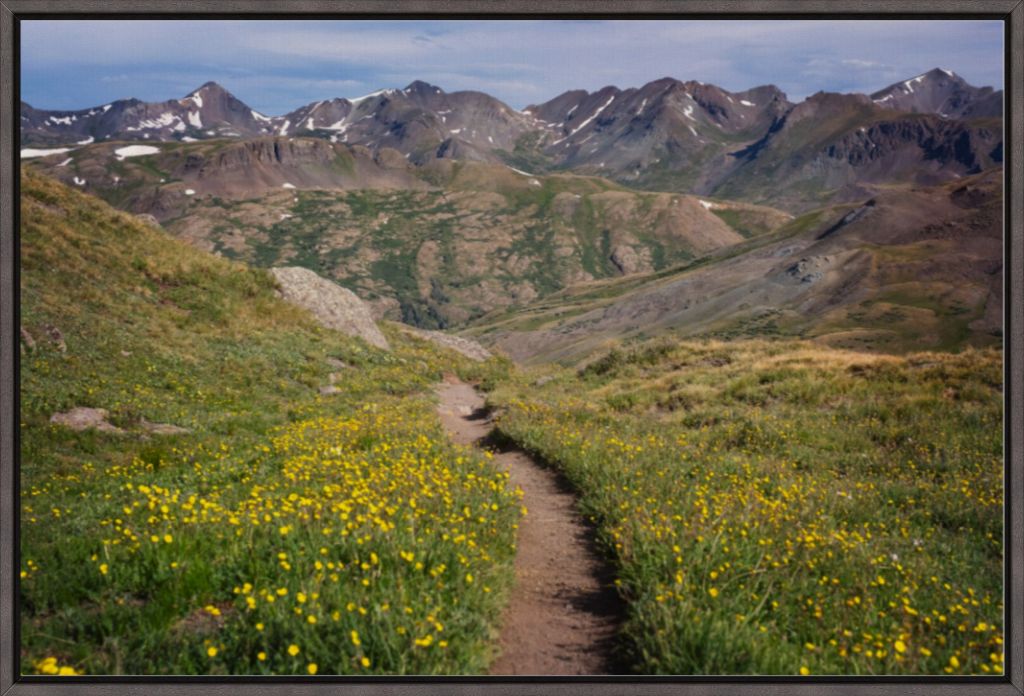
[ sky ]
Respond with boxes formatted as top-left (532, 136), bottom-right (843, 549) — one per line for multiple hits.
top-left (21, 19), bottom-right (1004, 114)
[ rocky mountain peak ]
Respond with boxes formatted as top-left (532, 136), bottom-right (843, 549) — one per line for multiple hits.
top-left (184, 81), bottom-right (233, 103)
top-left (869, 68), bottom-right (998, 118)
top-left (404, 80), bottom-right (443, 95)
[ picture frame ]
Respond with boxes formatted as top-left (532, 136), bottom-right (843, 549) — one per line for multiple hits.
top-left (1, 2), bottom-right (1021, 694)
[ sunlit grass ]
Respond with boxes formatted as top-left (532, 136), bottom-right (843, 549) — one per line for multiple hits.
top-left (489, 338), bottom-right (1004, 675)
top-left (19, 169), bottom-right (518, 675)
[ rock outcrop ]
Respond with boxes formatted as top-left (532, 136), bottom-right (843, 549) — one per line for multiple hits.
top-left (398, 326), bottom-right (492, 362)
top-left (269, 266), bottom-right (389, 350)
top-left (50, 407), bottom-right (123, 434)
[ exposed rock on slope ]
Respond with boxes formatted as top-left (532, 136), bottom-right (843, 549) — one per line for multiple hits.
top-left (397, 325), bottom-right (492, 362)
top-left (269, 266), bottom-right (389, 349)
top-left (50, 407), bottom-right (123, 434)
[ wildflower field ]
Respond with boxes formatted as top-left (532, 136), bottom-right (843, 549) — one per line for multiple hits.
top-left (18, 170), bottom-right (1006, 676)
top-left (19, 170), bottom-right (518, 675)
top-left (489, 339), bottom-right (1004, 675)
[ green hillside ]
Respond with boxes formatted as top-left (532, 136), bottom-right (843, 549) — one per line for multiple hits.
top-left (19, 169), bottom-right (519, 675)
top-left (487, 338), bottom-right (1004, 674)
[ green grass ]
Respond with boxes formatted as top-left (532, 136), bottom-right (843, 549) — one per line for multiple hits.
top-left (19, 169), bottom-right (519, 676)
top-left (20, 163), bottom-right (1003, 677)
top-left (487, 338), bottom-right (1004, 675)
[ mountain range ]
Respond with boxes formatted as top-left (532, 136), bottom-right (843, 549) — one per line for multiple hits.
top-left (22, 68), bottom-right (1002, 210)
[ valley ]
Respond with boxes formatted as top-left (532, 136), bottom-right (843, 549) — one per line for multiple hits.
top-left (26, 138), bottom-right (788, 327)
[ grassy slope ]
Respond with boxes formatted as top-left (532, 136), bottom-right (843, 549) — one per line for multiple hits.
top-left (19, 169), bottom-right (519, 676)
top-left (487, 338), bottom-right (1003, 675)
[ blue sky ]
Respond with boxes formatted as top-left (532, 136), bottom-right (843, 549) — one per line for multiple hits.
top-left (21, 19), bottom-right (1004, 114)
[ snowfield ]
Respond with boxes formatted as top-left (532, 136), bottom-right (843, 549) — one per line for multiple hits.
top-left (114, 145), bottom-right (161, 160)
top-left (20, 148), bottom-right (72, 159)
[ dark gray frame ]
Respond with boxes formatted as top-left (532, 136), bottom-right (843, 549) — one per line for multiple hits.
top-left (1, 1), bottom-right (1021, 694)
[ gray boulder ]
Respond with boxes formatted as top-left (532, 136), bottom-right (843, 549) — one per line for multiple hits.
top-left (398, 326), bottom-right (492, 362)
top-left (269, 267), bottom-right (389, 350)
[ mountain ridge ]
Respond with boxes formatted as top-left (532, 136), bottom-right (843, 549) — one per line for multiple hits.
top-left (23, 69), bottom-right (1002, 212)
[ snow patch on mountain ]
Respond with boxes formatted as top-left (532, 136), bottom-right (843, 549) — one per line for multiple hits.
top-left (553, 94), bottom-right (616, 145)
top-left (115, 145), bottom-right (161, 159)
top-left (903, 75), bottom-right (927, 93)
top-left (349, 89), bottom-right (396, 105)
top-left (20, 147), bottom-right (72, 159)
top-left (126, 112), bottom-right (178, 132)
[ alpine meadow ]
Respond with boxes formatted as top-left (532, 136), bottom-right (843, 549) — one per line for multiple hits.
top-left (16, 18), bottom-right (1005, 678)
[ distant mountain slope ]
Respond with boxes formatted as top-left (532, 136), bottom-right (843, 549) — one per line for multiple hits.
top-left (20, 82), bottom-right (279, 146)
top-left (707, 91), bottom-right (1002, 210)
top-left (870, 68), bottom-right (1003, 118)
top-left (25, 136), bottom-right (427, 219)
top-left (280, 80), bottom-right (537, 162)
top-left (520, 79), bottom-right (792, 188)
top-left (469, 168), bottom-right (1002, 362)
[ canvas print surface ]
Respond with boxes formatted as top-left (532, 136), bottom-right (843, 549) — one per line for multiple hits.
top-left (17, 18), bottom-right (1005, 677)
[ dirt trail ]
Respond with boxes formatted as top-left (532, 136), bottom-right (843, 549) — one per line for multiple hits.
top-left (435, 379), bottom-right (624, 675)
